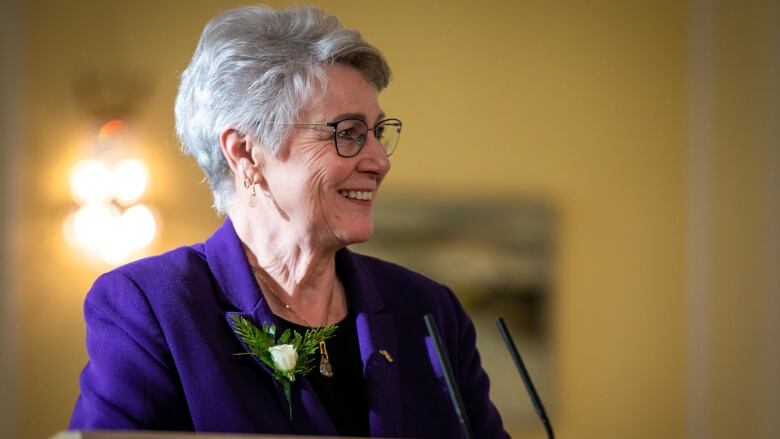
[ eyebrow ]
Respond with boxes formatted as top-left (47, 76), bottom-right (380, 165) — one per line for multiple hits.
top-left (328, 111), bottom-right (387, 125)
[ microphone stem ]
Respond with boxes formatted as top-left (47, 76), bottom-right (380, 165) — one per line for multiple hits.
top-left (497, 317), bottom-right (555, 439)
top-left (424, 314), bottom-right (474, 439)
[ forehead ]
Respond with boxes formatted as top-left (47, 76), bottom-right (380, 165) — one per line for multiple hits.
top-left (302, 64), bottom-right (382, 122)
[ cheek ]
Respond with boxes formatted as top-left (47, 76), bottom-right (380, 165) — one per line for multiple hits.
top-left (301, 152), bottom-right (335, 221)
top-left (300, 147), bottom-right (344, 201)
top-left (306, 168), bottom-right (329, 211)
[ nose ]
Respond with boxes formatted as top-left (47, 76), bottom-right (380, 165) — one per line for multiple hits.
top-left (356, 134), bottom-right (391, 178)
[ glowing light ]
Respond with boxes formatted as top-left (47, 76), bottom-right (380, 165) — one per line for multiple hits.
top-left (121, 204), bottom-right (157, 249)
top-left (70, 159), bottom-right (113, 204)
top-left (98, 226), bottom-right (132, 266)
top-left (71, 203), bottom-right (120, 250)
top-left (63, 202), bottom-right (159, 266)
top-left (112, 158), bottom-right (149, 205)
top-left (66, 120), bottom-right (160, 266)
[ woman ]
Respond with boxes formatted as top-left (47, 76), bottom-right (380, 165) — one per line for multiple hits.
top-left (70, 5), bottom-right (508, 438)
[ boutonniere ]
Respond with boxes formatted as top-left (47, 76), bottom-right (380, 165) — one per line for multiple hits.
top-left (230, 315), bottom-right (337, 419)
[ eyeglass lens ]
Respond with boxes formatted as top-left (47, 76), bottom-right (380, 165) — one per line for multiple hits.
top-left (334, 119), bottom-right (401, 157)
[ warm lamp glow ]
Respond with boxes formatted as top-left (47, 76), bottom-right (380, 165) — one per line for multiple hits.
top-left (70, 159), bottom-right (113, 204)
top-left (112, 158), bottom-right (149, 205)
top-left (66, 120), bottom-right (159, 266)
top-left (70, 203), bottom-right (121, 250)
top-left (121, 204), bottom-right (157, 249)
top-left (64, 202), bottom-right (158, 266)
top-left (98, 228), bottom-right (132, 267)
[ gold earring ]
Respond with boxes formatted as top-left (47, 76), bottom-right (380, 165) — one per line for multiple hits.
top-left (244, 177), bottom-right (257, 208)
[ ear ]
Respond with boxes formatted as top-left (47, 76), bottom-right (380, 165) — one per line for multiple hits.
top-left (219, 127), bottom-right (262, 184)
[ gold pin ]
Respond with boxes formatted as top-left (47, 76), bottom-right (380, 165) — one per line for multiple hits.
top-left (319, 340), bottom-right (334, 377)
top-left (379, 349), bottom-right (394, 363)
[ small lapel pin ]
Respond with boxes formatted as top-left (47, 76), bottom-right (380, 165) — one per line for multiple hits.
top-left (379, 349), bottom-right (394, 363)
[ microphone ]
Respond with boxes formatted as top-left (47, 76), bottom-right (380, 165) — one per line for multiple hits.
top-left (497, 317), bottom-right (555, 439)
top-left (424, 314), bottom-right (474, 439)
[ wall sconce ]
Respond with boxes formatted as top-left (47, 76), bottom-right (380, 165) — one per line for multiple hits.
top-left (63, 119), bottom-right (159, 266)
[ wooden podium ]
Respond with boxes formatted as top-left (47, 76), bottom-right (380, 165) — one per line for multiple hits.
top-left (53, 432), bottom-right (355, 439)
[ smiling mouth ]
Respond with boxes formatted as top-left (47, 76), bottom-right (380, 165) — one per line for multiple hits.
top-left (338, 190), bottom-right (374, 201)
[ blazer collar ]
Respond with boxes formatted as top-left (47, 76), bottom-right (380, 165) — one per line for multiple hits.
top-left (204, 218), bottom-right (402, 436)
top-left (337, 251), bottom-right (403, 437)
top-left (204, 217), bottom-right (264, 314)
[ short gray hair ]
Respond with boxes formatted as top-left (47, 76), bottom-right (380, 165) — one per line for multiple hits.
top-left (175, 5), bottom-right (391, 213)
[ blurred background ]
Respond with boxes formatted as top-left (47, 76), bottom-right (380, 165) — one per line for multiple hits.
top-left (1, 0), bottom-right (778, 438)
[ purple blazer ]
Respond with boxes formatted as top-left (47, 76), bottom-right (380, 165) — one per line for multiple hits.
top-left (70, 219), bottom-right (508, 438)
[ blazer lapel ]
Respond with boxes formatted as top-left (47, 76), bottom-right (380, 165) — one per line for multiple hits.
top-left (338, 250), bottom-right (403, 437)
top-left (205, 218), bottom-right (336, 435)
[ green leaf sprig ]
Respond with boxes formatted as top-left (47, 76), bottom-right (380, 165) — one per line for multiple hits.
top-left (230, 315), bottom-right (337, 419)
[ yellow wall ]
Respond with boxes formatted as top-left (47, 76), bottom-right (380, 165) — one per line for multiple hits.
top-left (2, 1), bottom-right (776, 438)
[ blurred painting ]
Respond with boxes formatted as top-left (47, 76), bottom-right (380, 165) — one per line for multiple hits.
top-left (351, 194), bottom-right (555, 433)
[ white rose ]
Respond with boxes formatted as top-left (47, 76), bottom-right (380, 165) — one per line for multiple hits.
top-left (269, 344), bottom-right (298, 373)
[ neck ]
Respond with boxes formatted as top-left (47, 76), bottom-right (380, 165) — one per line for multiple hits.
top-left (230, 205), bottom-right (347, 326)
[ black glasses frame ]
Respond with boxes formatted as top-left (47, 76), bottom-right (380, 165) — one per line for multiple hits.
top-left (293, 118), bottom-right (402, 158)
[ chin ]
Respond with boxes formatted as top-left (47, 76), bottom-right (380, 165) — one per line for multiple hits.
top-left (336, 221), bottom-right (375, 246)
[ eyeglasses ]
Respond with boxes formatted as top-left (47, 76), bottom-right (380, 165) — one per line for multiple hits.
top-left (295, 118), bottom-right (402, 158)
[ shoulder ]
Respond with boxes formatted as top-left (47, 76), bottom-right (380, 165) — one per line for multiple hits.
top-left (113, 244), bottom-right (208, 283)
top-left (86, 243), bottom-right (213, 313)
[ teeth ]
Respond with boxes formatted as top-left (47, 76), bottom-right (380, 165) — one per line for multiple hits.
top-left (339, 190), bottom-right (373, 201)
